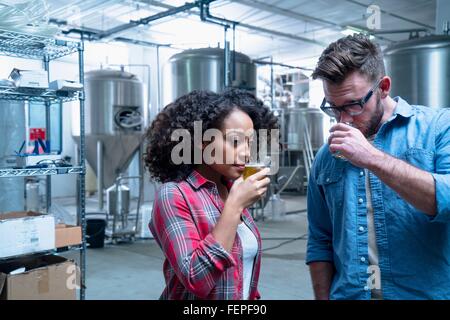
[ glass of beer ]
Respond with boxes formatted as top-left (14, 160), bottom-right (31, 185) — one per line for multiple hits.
top-left (331, 122), bottom-right (353, 161)
top-left (243, 156), bottom-right (271, 180)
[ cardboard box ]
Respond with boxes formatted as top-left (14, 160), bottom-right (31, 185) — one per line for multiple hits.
top-left (0, 255), bottom-right (78, 300)
top-left (0, 212), bottom-right (55, 259)
top-left (49, 79), bottom-right (83, 91)
top-left (55, 224), bottom-right (82, 248)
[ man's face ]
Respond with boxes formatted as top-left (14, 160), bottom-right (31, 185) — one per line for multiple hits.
top-left (323, 72), bottom-right (383, 138)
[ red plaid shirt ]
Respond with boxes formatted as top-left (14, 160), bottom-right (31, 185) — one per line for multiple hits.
top-left (149, 170), bottom-right (262, 300)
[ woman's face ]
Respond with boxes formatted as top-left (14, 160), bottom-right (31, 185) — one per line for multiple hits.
top-left (204, 109), bottom-right (254, 180)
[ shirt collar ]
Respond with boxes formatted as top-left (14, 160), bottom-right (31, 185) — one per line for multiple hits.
top-left (186, 170), bottom-right (210, 189)
top-left (392, 96), bottom-right (414, 119)
top-left (186, 170), bottom-right (234, 190)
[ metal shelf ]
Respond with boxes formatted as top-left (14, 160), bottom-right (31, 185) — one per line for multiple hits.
top-left (0, 28), bottom-right (79, 60)
top-left (0, 166), bottom-right (84, 178)
top-left (0, 244), bottom-right (83, 262)
top-left (0, 27), bottom-right (86, 299)
top-left (0, 85), bottom-right (80, 102)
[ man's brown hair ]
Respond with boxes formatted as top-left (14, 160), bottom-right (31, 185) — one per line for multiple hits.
top-left (312, 34), bottom-right (385, 84)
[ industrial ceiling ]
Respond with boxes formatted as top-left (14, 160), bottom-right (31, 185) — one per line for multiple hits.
top-left (46, 0), bottom-right (436, 68)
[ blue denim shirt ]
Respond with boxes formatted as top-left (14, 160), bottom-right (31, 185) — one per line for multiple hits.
top-left (306, 97), bottom-right (450, 299)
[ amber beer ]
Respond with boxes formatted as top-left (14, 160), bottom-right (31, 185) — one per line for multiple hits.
top-left (243, 163), bottom-right (266, 180)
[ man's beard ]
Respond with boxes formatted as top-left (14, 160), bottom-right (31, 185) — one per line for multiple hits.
top-left (363, 93), bottom-right (384, 138)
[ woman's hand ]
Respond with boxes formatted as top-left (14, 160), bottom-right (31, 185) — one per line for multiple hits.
top-left (213, 168), bottom-right (271, 253)
top-left (227, 167), bottom-right (271, 211)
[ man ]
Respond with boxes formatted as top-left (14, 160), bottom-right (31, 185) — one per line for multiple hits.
top-left (306, 34), bottom-right (450, 299)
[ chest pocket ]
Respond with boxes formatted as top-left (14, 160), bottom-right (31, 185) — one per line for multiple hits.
top-left (317, 165), bottom-right (345, 214)
top-left (400, 148), bottom-right (435, 172)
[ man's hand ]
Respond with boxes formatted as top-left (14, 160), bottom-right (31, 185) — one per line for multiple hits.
top-left (329, 122), bottom-right (436, 216)
top-left (329, 123), bottom-right (385, 168)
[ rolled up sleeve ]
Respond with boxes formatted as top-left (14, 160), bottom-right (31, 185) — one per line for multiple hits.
top-left (430, 110), bottom-right (450, 223)
top-left (306, 162), bottom-right (334, 264)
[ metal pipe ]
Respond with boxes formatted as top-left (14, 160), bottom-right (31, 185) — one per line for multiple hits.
top-left (135, 146), bottom-right (144, 234)
top-left (135, 0), bottom-right (326, 47)
top-left (53, 0), bottom-right (325, 47)
top-left (200, 1), bottom-right (233, 28)
top-left (370, 28), bottom-right (428, 35)
top-left (270, 56), bottom-right (275, 109)
top-left (232, 23), bottom-right (236, 82)
top-left (224, 38), bottom-right (230, 88)
top-left (253, 59), bottom-right (313, 71)
top-left (276, 164), bottom-right (302, 195)
top-left (77, 37), bottom-right (87, 301)
top-left (100, 1), bottom-right (202, 39)
top-left (43, 55), bottom-right (52, 212)
top-left (156, 45), bottom-right (161, 113)
top-left (112, 36), bottom-right (171, 48)
top-left (97, 139), bottom-right (103, 211)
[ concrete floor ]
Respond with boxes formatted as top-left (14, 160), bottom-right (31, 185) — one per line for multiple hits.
top-left (59, 194), bottom-right (313, 300)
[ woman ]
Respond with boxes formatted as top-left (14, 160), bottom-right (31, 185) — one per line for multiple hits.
top-left (145, 88), bottom-right (278, 300)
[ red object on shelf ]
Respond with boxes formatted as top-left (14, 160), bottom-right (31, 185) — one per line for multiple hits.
top-left (29, 128), bottom-right (46, 140)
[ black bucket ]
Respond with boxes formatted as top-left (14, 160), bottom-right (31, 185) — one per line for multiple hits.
top-left (86, 218), bottom-right (106, 248)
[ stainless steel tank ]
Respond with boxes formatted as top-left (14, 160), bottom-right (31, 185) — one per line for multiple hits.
top-left (73, 68), bottom-right (145, 188)
top-left (290, 72), bottom-right (309, 108)
top-left (384, 35), bottom-right (450, 108)
top-left (163, 47), bottom-right (257, 104)
top-left (0, 101), bottom-right (25, 212)
top-left (286, 108), bottom-right (325, 151)
top-left (106, 183), bottom-right (130, 229)
top-left (84, 69), bottom-right (144, 135)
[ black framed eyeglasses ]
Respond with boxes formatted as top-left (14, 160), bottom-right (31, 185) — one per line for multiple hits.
top-left (320, 79), bottom-right (383, 119)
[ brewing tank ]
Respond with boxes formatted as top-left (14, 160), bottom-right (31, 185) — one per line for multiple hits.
top-left (106, 183), bottom-right (130, 229)
top-left (72, 68), bottom-right (145, 188)
top-left (163, 47), bottom-right (257, 104)
top-left (286, 108), bottom-right (325, 151)
top-left (84, 69), bottom-right (145, 135)
top-left (384, 35), bottom-right (450, 108)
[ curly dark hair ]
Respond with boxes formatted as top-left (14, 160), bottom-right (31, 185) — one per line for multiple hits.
top-left (144, 88), bottom-right (279, 183)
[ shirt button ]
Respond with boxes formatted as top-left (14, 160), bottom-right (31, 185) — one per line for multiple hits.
top-left (361, 257), bottom-right (366, 262)
top-left (360, 171), bottom-right (364, 177)
top-left (326, 178), bottom-right (330, 183)
top-left (359, 226), bottom-right (365, 232)
top-left (358, 198), bottom-right (364, 204)
top-left (364, 285), bottom-right (369, 291)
